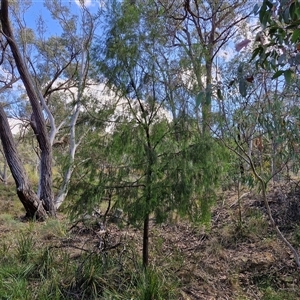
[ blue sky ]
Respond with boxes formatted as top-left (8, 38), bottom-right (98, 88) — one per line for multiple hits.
top-left (23, 0), bottom-right (100, 36)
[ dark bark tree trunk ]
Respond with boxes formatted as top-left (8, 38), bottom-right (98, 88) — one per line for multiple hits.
top-left (0, 0), bottom-right (55, 216)
top-left (142, 213), bottom-right (149, 268)
top-left (142, 126), bottom-right (153, 268)
top-left (0, 105), bottom-right (47, 220)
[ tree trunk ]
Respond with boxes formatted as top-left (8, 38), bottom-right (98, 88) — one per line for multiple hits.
top-left (142, 127), bottom-right (153, 268)
top-left (143, 213), bottom-right (149, 268)
top-left (55, 48), bottom-right (88, 209)
top-left (203, 53), bottom-right (213, 134)
top-left (202, 40), bottom-right (215, 134)
top-left (0, 0), bottom-right (55, 216)
top-left (0, 105), bottom-right (47, 220)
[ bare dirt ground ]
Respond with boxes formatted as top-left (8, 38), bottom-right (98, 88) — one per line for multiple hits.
top-left (61, 181), bottom-right (300, 299)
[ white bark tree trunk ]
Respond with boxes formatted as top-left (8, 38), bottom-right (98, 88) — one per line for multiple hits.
top-left (55, 6), bottom-right (94, 209)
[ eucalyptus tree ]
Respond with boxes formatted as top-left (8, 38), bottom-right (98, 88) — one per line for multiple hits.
top-left (157, 0), bottom-right (253, 134)
top-left (248, 0), bottom-right (300, 182)
top-left (217, 48), bottom-right (300, 268)
top-left (43, 1), bottom-right (99, 210)
top-left (77, 0), bottom-right (228, 268)
top-left (0, 0), bottom-right (53, 218)
top-left (220, 52), bottom-right (299, 177)
top-left (250, 0), bottom-right (300, 269)
top-left (0, 0), bottom-right (99, 219)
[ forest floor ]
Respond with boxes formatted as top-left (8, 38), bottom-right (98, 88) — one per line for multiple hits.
top-left (0, 181), bottom-right (300, 299)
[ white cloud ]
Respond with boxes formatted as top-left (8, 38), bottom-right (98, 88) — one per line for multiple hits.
top-left (8, 118), bottom-right (24, 135)
top-left (74, 0), bottom-right (92, 7)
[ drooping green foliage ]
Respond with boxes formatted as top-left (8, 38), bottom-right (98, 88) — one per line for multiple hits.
top-left (69, 111), bottom-right (227, 226)
top-left (67, 0), bottom-right (230, 268)
top-left (69, 0), bottom-right (227, 224)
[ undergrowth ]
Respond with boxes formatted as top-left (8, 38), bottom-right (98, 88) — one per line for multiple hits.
top-left (0, 183), bottom-right (300, 299)
top-left (0, 220), bottom-right (179, 300)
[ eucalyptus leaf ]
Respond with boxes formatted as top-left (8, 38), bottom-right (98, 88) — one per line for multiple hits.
top-left (253, 3), bottom-right (260, 15)
top-left (259, 2), bottom-right (268, 26)
top-left (272, 70), bottom-right (284, 79)
top-left (238, 79), bottom-right (247, 97)
top-left (205, 89), bottom-right (212, 105)
top-left (278, 54), bottom-right (286, 66)
top-left (196, 91), bottom-right (205, 107)
top-left (291, 28), bottom-right (300, 43)
top-left (289, 2), bottom-right (297, 21)
top-left (217, 88), bottom-right (223, 100)
top-left (237, 63), bottom-right (243, 73)
top-left (283, 8), bottom-right (290, 23)
top-left (295, 53), bottom-right (300, 65)
top-left (284, 69), bottom-right (293, 83)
